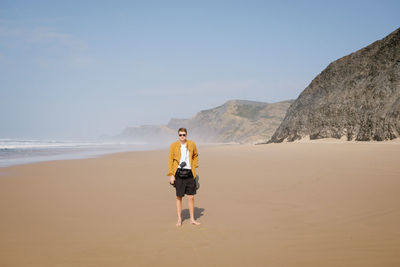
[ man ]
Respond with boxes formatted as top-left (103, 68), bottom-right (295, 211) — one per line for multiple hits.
top-left (167, 127), bottom-right (201, 226)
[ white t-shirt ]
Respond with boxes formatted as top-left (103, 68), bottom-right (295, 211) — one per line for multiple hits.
top-left (178, 143), bottom-right (191, 169)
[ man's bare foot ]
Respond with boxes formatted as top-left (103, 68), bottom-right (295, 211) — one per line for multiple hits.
top-left (190, 219), bottom-right (201, 225)
top-left (176, 220), bottom-right (182, 227)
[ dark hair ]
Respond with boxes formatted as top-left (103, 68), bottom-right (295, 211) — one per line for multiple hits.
top-left (178, 127), bottom-right (187, 134)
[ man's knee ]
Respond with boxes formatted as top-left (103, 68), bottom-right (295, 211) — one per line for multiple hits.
top-left (176, 196), bottom-right (183, 200)
top-left (187, 194), bottom-right (194, 200)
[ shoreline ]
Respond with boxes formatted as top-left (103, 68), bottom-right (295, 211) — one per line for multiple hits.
top-left (0, 141), bottom-right (241, 169)
top-left (2, 138), bottom-right (399, 170)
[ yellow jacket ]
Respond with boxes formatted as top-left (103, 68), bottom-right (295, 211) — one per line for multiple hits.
top-left (167, 140), bottom-right (198, 179)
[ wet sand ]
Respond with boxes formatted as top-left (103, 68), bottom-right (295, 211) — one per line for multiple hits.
top-left (1, 141), bottom-right (399, 266)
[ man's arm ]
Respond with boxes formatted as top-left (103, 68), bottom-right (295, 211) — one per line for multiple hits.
top-left (167, 143), bottom-right (174, 177)
top-left (192, 143), bottom-right (199, 169)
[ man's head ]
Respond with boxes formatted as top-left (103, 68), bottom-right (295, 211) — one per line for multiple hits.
top-left (178, 127), bottom-right (187, 142)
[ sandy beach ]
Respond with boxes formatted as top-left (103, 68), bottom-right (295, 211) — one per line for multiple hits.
top-left (1, 141), bottom-right (399, 267)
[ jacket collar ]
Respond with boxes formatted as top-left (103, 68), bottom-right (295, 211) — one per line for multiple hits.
top-left (176, 139), bottom-right (191, 146)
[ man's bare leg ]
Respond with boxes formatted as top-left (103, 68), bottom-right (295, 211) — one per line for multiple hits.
top-left (176, 196), bottom-right (182, 226)
top-left (187, 195), bottom-right (201, 225)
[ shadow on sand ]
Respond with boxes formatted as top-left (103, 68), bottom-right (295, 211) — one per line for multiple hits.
top-left (181, 207), bottom-right (205, 222)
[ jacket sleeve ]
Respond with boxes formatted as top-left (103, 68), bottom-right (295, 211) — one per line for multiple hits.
top-left (167, 143), bottom-right (174, 176)
top-left (192, 143), bottom-right (199, 169)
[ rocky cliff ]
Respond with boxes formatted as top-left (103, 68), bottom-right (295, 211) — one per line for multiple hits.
top-left (104, 99), bottom-right (294, 144)
top-left (168, 99), bottom-right (294, 144)
top-left (267, 27), bottom-right (400, 143)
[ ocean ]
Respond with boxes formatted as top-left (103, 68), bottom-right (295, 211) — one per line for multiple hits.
top-left (0, 138), bottom-right (168, 168)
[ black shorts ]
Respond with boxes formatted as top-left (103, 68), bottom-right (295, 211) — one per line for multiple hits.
top-left (175, 169), bottom-right (196, 197)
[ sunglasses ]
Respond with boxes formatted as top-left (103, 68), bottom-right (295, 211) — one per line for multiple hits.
top-left (179, 134), bottom-right (186, 136)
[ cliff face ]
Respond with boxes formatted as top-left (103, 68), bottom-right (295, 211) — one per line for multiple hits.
top-left (168, 99), bottom-right (294, 144)
top-left (103, 99), bottom-right (294, 144)
top-left (268, 27), bottom-right (400, 143)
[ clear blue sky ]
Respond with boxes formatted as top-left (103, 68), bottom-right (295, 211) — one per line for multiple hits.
top-left (0, 0), bottom-right (399, 140)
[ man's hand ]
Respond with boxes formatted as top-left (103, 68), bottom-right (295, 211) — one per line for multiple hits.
top-left (169, 175), bottom-right (175, 185)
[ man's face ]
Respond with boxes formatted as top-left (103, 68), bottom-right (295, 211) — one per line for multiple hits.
top-left (178, 131), bottom-right (187, 142)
